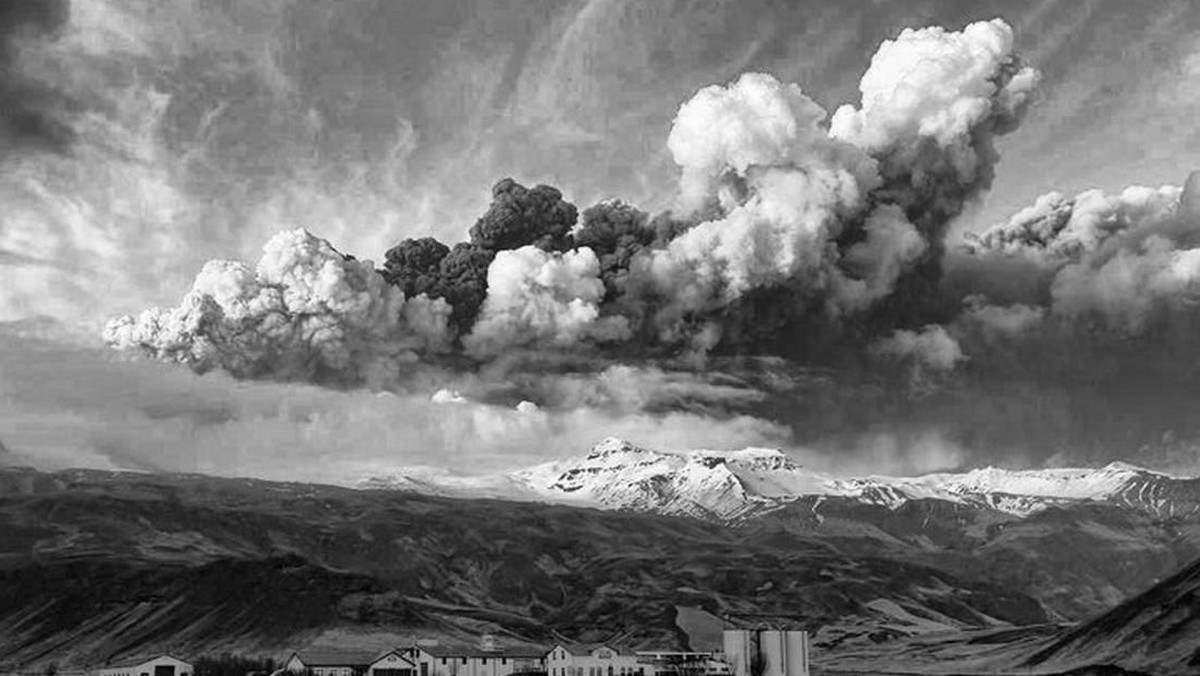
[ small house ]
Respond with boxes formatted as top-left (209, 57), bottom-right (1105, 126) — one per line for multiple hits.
top-left (285, 651), bottom-right (379, 676)
top-left (368, 650), bottom-right (417, 676)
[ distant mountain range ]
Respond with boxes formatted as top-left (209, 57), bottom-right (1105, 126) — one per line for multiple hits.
top-left (3, 447), bottom-right (1200, 674)
top-left (0, 466), bottom-right (1051, 670)
top-left (359, 437), bottom-right (1200, 522)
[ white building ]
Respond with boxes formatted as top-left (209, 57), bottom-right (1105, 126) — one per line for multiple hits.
top-left (97, 655), bottom-right (193, 676)
top-left (546, 643), bottom-right (735, 676)
top-left (367, 650), bottom-right (418, 676)
top-left (285, 650), bottom-right (379, 676)
top-left (633, 651), bottom-right (730, 676)
top-left (401, 638), bottom-right (546, 676)
top-left (546, 644), bottom-right (641, 676)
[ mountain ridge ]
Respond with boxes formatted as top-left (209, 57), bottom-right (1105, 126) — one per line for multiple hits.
top-left (3, 463), bottom-right (1200, 672)
top-left (0, 465), bottom-right (1053, 670)
top-left (359, 438), bottom-right (1200, 523)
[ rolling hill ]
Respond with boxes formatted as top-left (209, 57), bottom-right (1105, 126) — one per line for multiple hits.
top-left (0, 466), bottom-right (1053, 671)
top-left (2, 459), bottom-right (1200, 673)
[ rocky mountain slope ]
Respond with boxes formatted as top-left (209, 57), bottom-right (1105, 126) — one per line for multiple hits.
top-left (2, 459), bottom-right (1198, 673)
top-left (364, 440), bottom-right (1200, 621)
top-left (1024, 556), bottom-right (1200, 675)
top-left (0, 466), bottom-right (1048, 671)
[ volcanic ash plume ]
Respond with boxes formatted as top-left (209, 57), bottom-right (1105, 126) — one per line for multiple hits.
top-left (642, 18), bottom-right (1037, 348)
top-left (106, 18), bottom-right (1041, 384)
top-left (932, 172), bottom-right (1200, 388)
top-left (665, 71), bottom-right (873, 212)
top-left (962, 183), bottom-right (1196, 331)
top-left (382, 178), bottom-right (581, 338)
top-left (830, 18), bottom-right (1039, 221)
top-left (872, 325), bottom-right (965, 372)
top-left (104, 229), bottom-right (451, 388)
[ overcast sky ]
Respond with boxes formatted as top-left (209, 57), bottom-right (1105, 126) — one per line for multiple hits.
top-left (3, 0), bottom-right (1200, 481)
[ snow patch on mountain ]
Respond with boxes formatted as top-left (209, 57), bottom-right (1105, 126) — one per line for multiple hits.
top-left (511, 437), bottom-right (830, 520)
top-left (357, 465), bottom-right (534, 500)
top-left (357, 438), bottom-right (1200, 522)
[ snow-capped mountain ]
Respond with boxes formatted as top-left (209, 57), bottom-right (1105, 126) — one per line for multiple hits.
top-left (359, 437), bottom-right (1200, 522)
top-left (870, 462), bottom-right (1200, 518)
top-left (512, 437), bottom-right (834, 521)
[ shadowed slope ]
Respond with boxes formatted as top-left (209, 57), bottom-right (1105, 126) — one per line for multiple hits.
top-left (1026, 556), bottom-right (1200, 675)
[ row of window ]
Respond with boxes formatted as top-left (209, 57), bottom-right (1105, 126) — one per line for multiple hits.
top-left (432, 658), bottom-right (509, 666)
top-left (550, 667), bottom-right (645, 676)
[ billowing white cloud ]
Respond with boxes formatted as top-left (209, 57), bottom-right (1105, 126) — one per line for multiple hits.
top-left (104, 229), bottom-right (451, 388)
top-left (666, 72), bottom-right (874, 210)
top-left (464, 245), bottom-right (630, 356)
top-left (831, 18), bottom-right (1039, 192)
top-left (640, 18), bottom-right (1035, 350)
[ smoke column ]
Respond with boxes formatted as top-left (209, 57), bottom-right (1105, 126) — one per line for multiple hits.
top-left (105, 18), bottom-right (1041, 384)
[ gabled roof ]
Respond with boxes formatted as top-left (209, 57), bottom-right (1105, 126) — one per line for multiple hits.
top-left (408, 644), bottom-right (547, 659)
top-left (102, 655), bottom-right (192, 670)
top-left (553, 644), bottom-right (636, 658)
top-left (291, 651), bottom-right (378, 667)
top-left (370, 651), bottom-right (416, 668)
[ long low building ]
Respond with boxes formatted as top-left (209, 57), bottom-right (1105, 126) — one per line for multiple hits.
top-left (400, 638), bottom-right (546, 676)
top-left (286, 628), bottom-right (808, 676)
top-left (97, 655), bottom-right (193, 676)
top-left (546, 644), bottom-right (641, 676)
top-left (285, 649), bottom-right (420, 676)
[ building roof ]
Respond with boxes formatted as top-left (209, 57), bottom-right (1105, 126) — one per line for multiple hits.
top-left (554, 644), bottom-right (637, 658)
top-left (370, 651), bottom-right (416, 667)
top-left (292, 651), bottom-right (379, 667)
top-left (410, 644), bottom-right (547, 659)
top-left (101, 655), bottom-right (191, 670)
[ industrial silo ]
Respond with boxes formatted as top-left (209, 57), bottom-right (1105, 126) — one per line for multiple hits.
top-left (783, 631), bottom-right (809, 676)
top-left (757, 630), bottom-right (785, 676)
top-left (721, 630), bottom-right (752, 676)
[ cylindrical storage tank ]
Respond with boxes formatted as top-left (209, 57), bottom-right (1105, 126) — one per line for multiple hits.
top-left (783, 631), bottom-right (809, 676)
top-left (722, 629), bottom-right (752, 676)
top-left (758, 630), bottom-right (785, 676)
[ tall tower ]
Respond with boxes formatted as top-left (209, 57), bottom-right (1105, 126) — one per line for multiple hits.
top-left (722, 628), bottom-right (809, 676)
top-left (722, 630), bottom-right (752, 676)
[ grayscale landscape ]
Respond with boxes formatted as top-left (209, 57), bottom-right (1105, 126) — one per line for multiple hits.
top-left (2, 1), bottom-right (1200, 675)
